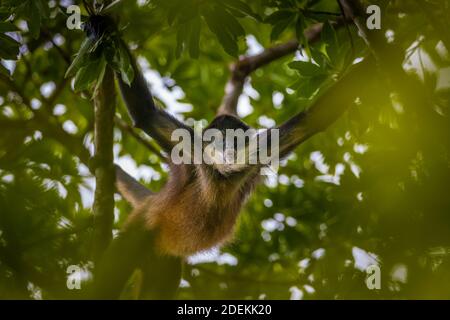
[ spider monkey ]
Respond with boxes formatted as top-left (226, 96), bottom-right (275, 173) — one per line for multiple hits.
top-left (93, 52), bottom-right (266, 298)
top-left (88, 15), bottom-right (373, 299)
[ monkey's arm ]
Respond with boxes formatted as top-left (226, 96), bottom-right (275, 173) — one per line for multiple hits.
top-left (276, 57), bottom-right (375, 158)
top-left (115, 165), bottom-right (152, 207)
top-left (117, 44), bottom-right (193, 152)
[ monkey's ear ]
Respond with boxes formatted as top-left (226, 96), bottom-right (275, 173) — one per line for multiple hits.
top-left (115, 165), bottom-right (152, 207)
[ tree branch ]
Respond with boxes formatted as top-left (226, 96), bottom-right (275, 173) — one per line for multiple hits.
top-left (217, 23), bottom-right (324, 116)
top-left (338, 0), bottom-right (385, 60)
top-left (92, 68), bottom-right (116, 261)
top-left (114, 116), bottom-right (165, 160)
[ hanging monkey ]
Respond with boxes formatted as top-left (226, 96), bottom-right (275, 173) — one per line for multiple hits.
top-left (87, 15), bottom-right (374, 299)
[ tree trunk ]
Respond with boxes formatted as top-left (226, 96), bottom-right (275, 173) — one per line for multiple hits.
top-left (92, 68), bottom-right (116, 260)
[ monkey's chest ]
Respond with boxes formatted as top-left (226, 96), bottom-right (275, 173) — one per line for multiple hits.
top-left (155, 191), bottom-right (244, 257)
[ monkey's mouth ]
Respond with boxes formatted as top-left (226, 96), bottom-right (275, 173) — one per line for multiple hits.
top-left (203, 145), bottom-right (249, 176)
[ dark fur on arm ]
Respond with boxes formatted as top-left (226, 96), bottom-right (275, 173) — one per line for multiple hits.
top-left (115, 165), bottom-right (152, 207)
top-left (117, 43), bottom-right (193, 152)
top-left (276, 57), bottom-right (375, 159)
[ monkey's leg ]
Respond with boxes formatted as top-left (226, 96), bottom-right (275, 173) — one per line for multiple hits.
top-left (138, 250), bottom-right (182, 300)
top-left (90, 226), bottom-right (155, 299)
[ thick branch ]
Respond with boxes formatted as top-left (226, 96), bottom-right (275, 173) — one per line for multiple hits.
top-left (217, 23), bottom-right (324, 116)
top-left (92, 68), bottom-right (116, 261)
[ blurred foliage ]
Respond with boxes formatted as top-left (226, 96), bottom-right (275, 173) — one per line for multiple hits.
top-left (0, 0), bottom-right (449, 299)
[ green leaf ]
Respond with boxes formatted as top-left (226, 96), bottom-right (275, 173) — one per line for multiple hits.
top-left (188, 19), bottom-right (201, 59)
top-left (175, 23), bottom-right (189, 58)
top-left (65, 37), bottom-right (96, 79)
top-left (218, 9), bottom-right (245, 39)
top-left (35, 0), bottom-right (50, 19)
top-left (222, 0), bottom-right (260, 20)
top-left (203, 8), bottom-right (238, 57)
top-left (104, 40), bottom-right (120, 72)
top-left (73, 56), bottom-right (107, 92)
top-left (167, 5), bottom-right (181, 26)
top-left (171, 60), bottom-right (193, 79)
top-left (321, 21), bottom-right (339, 60)
top-left (322, 21), bottom-right (338, 44)
top-left (270, 14), bottom-right (295, 41)
top-left (0, 22), bottom-right (19, 33)
top-left (0, 61), bottom-right (10, 77)
top-left (293, 74), bottom-right (328, 99)
top-left (0, 34), bottom-right (20, 60)
top-left (93, 57), bottom-right (108, 97)
top-left (309, 47), bottom-right (328, 66)
top-left (0, 7), bottom-right (11, 20)
top-left (225, 7), bottom-right (246, 19)
top-left (118, 41), bottom-right (134, 86)
top-left (101, 0), bottom-right (126, 14)
top-left (28, 1), bottom-right (41, 39)
top-left (295, 15), bottom-right (311, 57)
top-left (12, 2), bottom-right (29, 17)
top-left (265, 10), bottom-right (293, 25)
top-left (288, 61), bottom-right (322, 77)
top-left (0, 33), bottom-right (20, 46)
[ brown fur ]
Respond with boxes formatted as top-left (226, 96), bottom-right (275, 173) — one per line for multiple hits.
top-left (122, 162), bottom-right (259, 257)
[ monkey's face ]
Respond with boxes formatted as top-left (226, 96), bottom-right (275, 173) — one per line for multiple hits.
top-left (203, 115), bottom-right (254, 176)
top-left (206, 115), bottom-right (250, 132)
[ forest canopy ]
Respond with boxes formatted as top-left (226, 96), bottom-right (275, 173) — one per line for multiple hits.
top-left (0, 0), bottom-right (449, 299)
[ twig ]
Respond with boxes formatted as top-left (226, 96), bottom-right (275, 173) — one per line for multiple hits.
top-left (114, 116), bottom-right (165, 160)
top-left (42, 29), bottom-right (72, 65)
top-left (306, 10), bottom-right (341, 16)
top-left (337, 0), bottom-right (355, 55)
top-left (338, 0), bottom-right (381, 59)
top-left (217, 23), bottom-right (324, 116)
top-left (23, 219), bottom-right (94, 249)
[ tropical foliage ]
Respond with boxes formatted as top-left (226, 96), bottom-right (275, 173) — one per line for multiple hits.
top-left (0, 0), bottom-right (449, 299)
